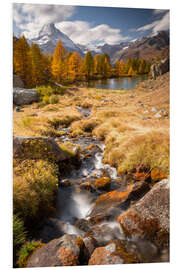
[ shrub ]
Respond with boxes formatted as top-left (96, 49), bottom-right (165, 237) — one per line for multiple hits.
top-left (36, 84), bottom-right (67, 99)
top-left (18, 241), bottom-right (43, 268)
top-left (49, 94), bottom-right (59, 104)
top-left (13, 159), bottom-right (59, 222)
top-left (42, 95), bottom-right (50, 105)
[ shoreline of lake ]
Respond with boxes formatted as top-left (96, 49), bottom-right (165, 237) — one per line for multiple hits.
top-left (84, 75), bottom-right (148, 90)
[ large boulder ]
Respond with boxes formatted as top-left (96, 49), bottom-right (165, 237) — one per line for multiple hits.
top-left (89, 182), bottom-right (150, 224)
top-left (118, 179), bottom-right (169, 247)
top-left (151, 58), bottom-right (169, 79)
top-left (27, 234), bottom-right (81, 267)
top-left (13, 74), bottom-right (24, 88)
top-left (88, 239), bottom-right (159, 265)
top-left (13, 88), bottom-right (38, 105)
top-left (13, 136), bottom-right (70, 162)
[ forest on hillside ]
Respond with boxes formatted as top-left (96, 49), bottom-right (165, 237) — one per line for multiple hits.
top-left (13, 36), bottom-right (151, 88)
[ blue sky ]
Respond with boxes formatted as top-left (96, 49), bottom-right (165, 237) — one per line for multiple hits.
top-left (13, 4), bottom-right (169, 47)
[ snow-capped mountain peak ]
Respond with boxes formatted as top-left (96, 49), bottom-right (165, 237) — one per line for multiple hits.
top-left (31, 23), bottom-right (83, 55)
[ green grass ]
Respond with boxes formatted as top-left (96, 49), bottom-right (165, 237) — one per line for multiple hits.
top-left (18, 240), bottom-right (43, 268)
top-left (13, 214), bottom-right (26, 251)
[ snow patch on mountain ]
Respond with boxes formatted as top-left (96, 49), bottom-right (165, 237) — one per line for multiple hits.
top-left (31, 23), bottom-right (83, 55)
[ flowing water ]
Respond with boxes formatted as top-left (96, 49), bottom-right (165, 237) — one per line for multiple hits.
top-left (37, 105), bottom-right (169, 263)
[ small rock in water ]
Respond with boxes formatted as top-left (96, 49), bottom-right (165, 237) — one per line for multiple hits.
top-left (60, 179), bottom-right (72, 188)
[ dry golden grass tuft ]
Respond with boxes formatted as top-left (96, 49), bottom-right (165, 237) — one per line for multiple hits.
top-left (13, 72), bottom-right (169, 178)
top-left (13, 159), bottom-right (59, 221)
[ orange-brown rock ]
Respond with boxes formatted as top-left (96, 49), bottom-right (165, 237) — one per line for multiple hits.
top-left (88, 239), bottom-right (143, 265)
top-left (89, 182), bottom-right (149, 224)
top-left (151, 170), bottom-right (167, 181)
top-left (27, 234), bottom-right (81, 267)
top-left (118, 179), bottom-right (169, 247)
top-left (94, 176), bottom-right (111, 190)
top-left (58, 246), bottom-right (79, 266)
top-left (134, 171), bottom-right (150, 181)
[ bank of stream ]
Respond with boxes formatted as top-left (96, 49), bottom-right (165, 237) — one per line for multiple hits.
top-left (33, 105), bottom-right (169, 264)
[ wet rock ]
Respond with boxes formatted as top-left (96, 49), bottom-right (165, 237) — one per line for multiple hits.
top-left (88, 243), bottom-right (123, 265)
top-left (89, 182), bottom-right (150, 224)
top-left (74, 219), bottom-right (91, 232)
top-left (13, 136), bottom-right (71, 162)
top-left (86, 222), bottom-right (123, 246)
top-left (27, 234), bottom-right (81, 267)
top-left (59, 179), bottom-right (72, 188)
top-left (13, 88), bottom-right (38, 106)
top-left (88, 238), bottom-right (159, 265)
top-left (94, 176), bottom-right (111, 191)
top-left (79, 182), bottom-right (94, 192)
top-left (83, 237), bottom-right (98, 259)
top-left (118, 179), bottom-right (169, 247)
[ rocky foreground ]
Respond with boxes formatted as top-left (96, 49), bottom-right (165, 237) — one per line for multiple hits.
top-left (13, 73), bottom-right (169, 267)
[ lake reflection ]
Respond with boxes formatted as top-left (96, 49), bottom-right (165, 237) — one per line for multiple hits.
top-left (87, 75), bottom-right (147, 90)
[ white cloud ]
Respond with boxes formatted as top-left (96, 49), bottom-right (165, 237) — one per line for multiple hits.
top-left (56, 21), bottom-right (129, 46)
top-left (136, 11), bottom-right (169, 34)
top-left (13, 3), bottom-right (75, 38)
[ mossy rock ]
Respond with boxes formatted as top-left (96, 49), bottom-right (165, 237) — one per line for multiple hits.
top-left (13, 136), bottom-right (71, 162)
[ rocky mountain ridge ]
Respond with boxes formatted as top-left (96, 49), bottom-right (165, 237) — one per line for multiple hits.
top-left (21, 23), bottom-right (169, 64)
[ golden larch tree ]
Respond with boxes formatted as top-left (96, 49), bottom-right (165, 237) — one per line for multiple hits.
top-left (68, 52), bottom-right (82, 81)
top-left (51, 40), bottom-right (67, 82)
top-left (13, 35), bottom-right (32, 88)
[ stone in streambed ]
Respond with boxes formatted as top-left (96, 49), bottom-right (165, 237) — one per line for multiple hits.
top-left (88, 238), bottom-right (158, 265)
top-left (94, 176), bottom-right (111, 191)
top-left (89, 181), bottom-right (149, 224)
top-left (27, 234), bottom-right (81, 267)
top-left (118, 179), bottom-right (169, 247)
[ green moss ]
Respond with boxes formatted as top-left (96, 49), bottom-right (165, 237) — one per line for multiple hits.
top-left (58, 142), bottom-right (80, 157)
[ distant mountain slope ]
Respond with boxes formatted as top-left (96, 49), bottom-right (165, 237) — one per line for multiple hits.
top-left (28, 25), bottom-right (169, 63)
top-left (111, 31), bottom-right (169, 63)
top-left (31, 23), bottom-right (83, 55)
